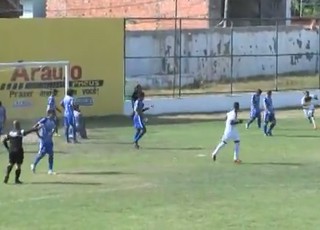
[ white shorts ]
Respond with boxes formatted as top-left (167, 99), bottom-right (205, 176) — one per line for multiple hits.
top-left (303, 109), bottom-right (314, 117)
top-left (222, 130), bottom-right (240, 142)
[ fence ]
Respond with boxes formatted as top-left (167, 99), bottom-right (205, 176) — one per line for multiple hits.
top-left (124, 17), bottom-right (320, 97)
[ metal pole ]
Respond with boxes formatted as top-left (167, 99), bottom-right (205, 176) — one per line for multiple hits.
top-left (123, 18), bottom-right (127, 100)
top-left (173, 0), bottom-right (178, 97)
top-left (223, 0), bottom-right (229, 28)
top-left (178, 18), bottom-right (182, 97)
top-left (230, 20), bottom-right (234, 95)
top-left (275, 20), bottom-right (279, 91)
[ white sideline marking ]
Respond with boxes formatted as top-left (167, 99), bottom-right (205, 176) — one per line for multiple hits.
top-left (196, 154), bottom-right (207, 157)
top-left (0, 183), bottom-right (155, 206)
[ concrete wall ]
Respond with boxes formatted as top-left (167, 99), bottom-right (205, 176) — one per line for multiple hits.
top-left (126, 26), bottom-right (319, 89)
top-left (123, 89), bottom-right (320, 115)
top-left (20, 0), bottom-right (46, 18)
top-left (20, 0), bottom-right (33, 18)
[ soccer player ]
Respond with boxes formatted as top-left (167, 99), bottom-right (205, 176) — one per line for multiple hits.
top-left (301, 91), bottom-right (318, 129)
top-left (69, 105), bottom-right (87, 139)
top-left (60, 89), bottom-right (77, 143)
top-left (133, 92), bottom-right (152, 149)
top-left (2, 121), bottom-right (38, 184)
top-left (131, 84), bottom-right (143, 119)
top-left (211, 102), bottom-right (242, 163)
top-left (263, 90), bottom-right (276, 136)
top-left (74, 105), bottom-right (87, 139)
top-left (0, 101), bottom-right (7, 135)
top-left (131, 84), bottom-right (143, 109)
top-left (30, 110), bottom-right (56, 175)
top-left (47, 89), bottom-right (61, 136)
top-left (246, 89), bottom-right (262, 129)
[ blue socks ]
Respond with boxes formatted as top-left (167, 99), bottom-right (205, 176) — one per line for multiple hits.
top-left (134, 129), bottom-right (140, 142)
top-left (48, 154), bottom-right (54, 171)
top-left (268, 123), bottom-right (276, 133)
top-left (257, 117), bottom-right (261, 128)
top-left (134, 129), bottom-right (146, 143)
top-left (65, 125), bottom-right (70, 142)
top-left (33, 153), bottom-right (45, 167)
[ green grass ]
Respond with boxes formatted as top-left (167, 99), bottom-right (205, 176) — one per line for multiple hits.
top-left (1, 110), bottom-right (320, 230)
top-left (141, 75), bottom-right (320, 96)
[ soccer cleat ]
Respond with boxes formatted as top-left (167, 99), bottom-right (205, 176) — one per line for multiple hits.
top-left (134, 143), bottom-right (140, 149)
top-left (54, 133), bottom-right (61, 137)
top-left (48, 170), bottom-right (56, 175)
top-left (30, 164), bottom-right (36, 173)
top-left (234, 159), bottom-right (242, 164)
top-left (213, 155), bottom-right (216, 161)
top-left (15, 180), bottom-right (23, 184)
top-left (3, 176), bottom-right (9, 184)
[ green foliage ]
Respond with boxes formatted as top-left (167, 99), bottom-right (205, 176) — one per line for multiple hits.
top-left (292, 0), bottom-right (320, 16)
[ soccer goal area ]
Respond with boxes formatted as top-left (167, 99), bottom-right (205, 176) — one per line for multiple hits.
top-left (0, 61), bottom-right (70, 120)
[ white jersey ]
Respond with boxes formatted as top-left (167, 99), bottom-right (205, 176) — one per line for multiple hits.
top-left (224, 110), bottom-right (237, 133)
top-left (301, 96), bottom-right (315, 110)
top-left (222, 109), bottom-right (240, 142)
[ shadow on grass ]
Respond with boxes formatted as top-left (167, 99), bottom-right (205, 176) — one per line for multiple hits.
top-left (142, 147), bottom-right (203, 151)
top-left (276, 134), bottom-right (320, 138)
top-left (85, 115), bottom-right (223, 129)
top-left (30, 181), bottom-right (102, 185)
top-left (59, 171), bottom-right (133, 176)
top-left (84, 140), bottom-right (132, 145)
top-left (242, 162), bottom-right (303, 166)
top-left (24, 150), bottom-right (67, 154)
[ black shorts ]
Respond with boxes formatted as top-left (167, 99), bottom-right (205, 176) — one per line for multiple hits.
top-left (9, 150), bottom-right (24, 165)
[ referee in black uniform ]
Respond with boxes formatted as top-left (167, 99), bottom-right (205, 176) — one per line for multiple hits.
top-left (2, 120), bottom-right (38, 184)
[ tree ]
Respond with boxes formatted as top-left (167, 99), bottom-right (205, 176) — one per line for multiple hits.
top-left (292, 0), bottom-right (320, 17)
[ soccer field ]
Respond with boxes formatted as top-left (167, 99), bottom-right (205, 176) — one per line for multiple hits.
top-left (0, 110), bottom-right (320, 230)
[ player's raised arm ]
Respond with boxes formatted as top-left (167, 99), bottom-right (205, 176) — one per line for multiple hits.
top-left (142, 105), bottom-right (153, 112)
top-left (230, 119), bottom-right (243, 125)
top-left (22, 127), bottom-right (39, 136)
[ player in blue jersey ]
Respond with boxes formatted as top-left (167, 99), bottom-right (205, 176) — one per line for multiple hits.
top-left (47, 89), bottom-right (61, 136)
top-left (0, 101), bottom-right (7, 135)
top-left (30, 110), bottom-right (56, 175)
top-left (60, 89), bottom-right (77, 143)
top-left (246, 89), bottom-right (262, 129)
top-left (263, 90), bottom-right (276, 136)
top-left (133, 92), bottom-right (152, 149)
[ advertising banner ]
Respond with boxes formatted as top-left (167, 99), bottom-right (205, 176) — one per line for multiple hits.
top-left (0, 18), bottom-right (124, 120)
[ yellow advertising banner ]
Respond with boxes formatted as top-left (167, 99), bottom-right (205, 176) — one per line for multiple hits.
top-left (0, 18), bottom-right (124, 120)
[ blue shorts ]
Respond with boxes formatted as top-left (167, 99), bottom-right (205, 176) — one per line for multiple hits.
top-left (264, 113), bottom-right (276, 123)
top-left (133, 115), bottom-right (145, 129)
top-left (250, 109), bottom-right (261, 119)
top-left (64, 116), bottom-right (75, 127)
top-left (39, 142), bottom-right (54, 155)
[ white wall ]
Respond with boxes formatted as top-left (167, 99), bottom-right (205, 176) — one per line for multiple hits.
top-left (126, 26), bottom-right (319, 88)
top-left (123, 89), bottom-right (320, 115)
top-left (20, 0), bottom-right (33, 18)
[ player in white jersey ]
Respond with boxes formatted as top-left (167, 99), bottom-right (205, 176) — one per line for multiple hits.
top-left (301, 91), bottom-right (318, 129)
top-left (211, 102), bottom-right (243, 163)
